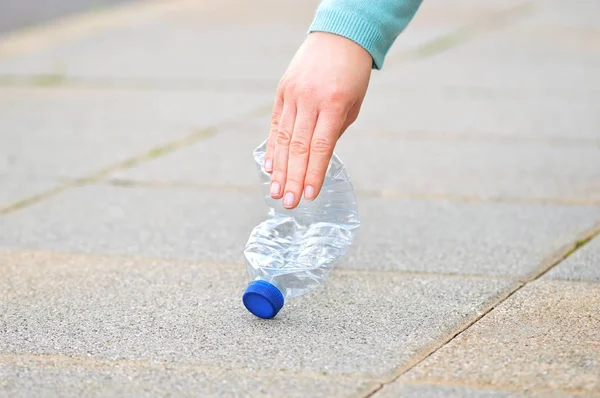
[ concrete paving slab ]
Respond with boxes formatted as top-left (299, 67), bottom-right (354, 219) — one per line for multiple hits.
top-left (111, 118), bottom-right (266, 186)
top-left (0, 0), bottom-right (137, 34)
top-left (0, 184), bottom-right (264, 263)
top-left (544, 235), bottom-right (600, 282)
top-left (374, 382), bottom-right (584, 398)
top-left (376, 52), bottom-right (600, 97)
top-left (0, 358), bottom-right (376, 398)
top-left (353, 88), bottom-right (600, 141)
top-left (0, 87), bottom-right (270, 181)
top-left (401, 280), bottom-right (600, 394)
top-left (374, 3), bottom-right (600, 93)
top-left (0, 174), bottom-right (62, 209)
top-left (0, 184), bottom-right (598, 278)
top-left (0, 0), bottom-right (318, 84)
top-left (343, 197), bottom-right (600, 278)
top-left (0, 250), bottom-right (516, 379)
top-left (355, 0), bottom-right (527, 60)
top-left (336, 136), bottom-right (600, 202)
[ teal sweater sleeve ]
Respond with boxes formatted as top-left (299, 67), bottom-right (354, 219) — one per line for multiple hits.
top-left (308, 0), bottom-right (423, 69)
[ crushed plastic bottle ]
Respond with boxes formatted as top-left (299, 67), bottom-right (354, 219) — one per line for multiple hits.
top-left (242, 139), bottom-right (360, 319)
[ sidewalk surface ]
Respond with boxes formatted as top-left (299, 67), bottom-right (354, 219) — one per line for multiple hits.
top-left (1, 0), bottom-right (599, 397)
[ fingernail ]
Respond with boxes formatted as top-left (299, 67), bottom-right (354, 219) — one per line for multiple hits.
top-left (304, 185), bottom-right (315, 200)
top-left (265, 159), bottom-right (273, 172)
top-left (270, 181), bottom-right (280, 197)
top-left (283, 192), bottom-right (294, 208)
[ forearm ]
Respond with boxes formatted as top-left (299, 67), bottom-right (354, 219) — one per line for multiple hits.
top-left (308, 0), bottom-right (423, 69)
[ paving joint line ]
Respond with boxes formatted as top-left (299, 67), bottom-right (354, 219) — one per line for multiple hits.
top-left (335, 267), bottom-right (521, 282)
top-left (102, 178), bottom-right (600, 207)
top-left (530, 222), bottom-right (600, 279)
top-left (394, 379), bottom-right (600, 397)
top-left (363, 222), bottom-right (600, 397)
top-left (371, 130), bottom-right (600, 148)
top-left (0, 352), bottom-right (378, 384)
top-left (369, 84), bottom-right (600, 100)
top-left (6, 246), bottom-right (595, 286)
top-left (0, 75), bottom-right (279, 92)
top-left (374, 190), bottom-right (600, 207)
top-left (3, 77), bottom-right (599, 101)
top-left (0, 248), bottom-right (523, 282)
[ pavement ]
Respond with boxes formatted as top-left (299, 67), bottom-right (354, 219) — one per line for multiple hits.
top-left (0, 0), bottom-right (599, 397)
top-left (0, 0), bottom-right (136, 34)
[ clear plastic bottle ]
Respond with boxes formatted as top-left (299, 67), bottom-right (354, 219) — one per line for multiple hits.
top-left (242, 139), bottom-right (360, 319)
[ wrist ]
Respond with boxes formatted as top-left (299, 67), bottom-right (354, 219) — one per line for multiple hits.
top-left (308, 8), bottom-right (382, 69)
top-left (306, 31), bottom-right (373, 69)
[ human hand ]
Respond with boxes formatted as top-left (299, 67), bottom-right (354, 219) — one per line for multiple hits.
top-left (264, 32), bottom-right (372, 209)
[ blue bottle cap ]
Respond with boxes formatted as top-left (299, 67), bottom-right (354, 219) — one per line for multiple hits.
top-left (242, 280), bottom-right (284, 319)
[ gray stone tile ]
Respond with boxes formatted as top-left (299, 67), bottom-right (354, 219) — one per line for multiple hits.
top-left (402, 280), bottom-right (600, 394)
top-left (544, 235), bottom-right (600, 282)
top-left (371, 0), bottom-right (600, 108)
top-left (390, 52), bottom-right (600, 96)
top-left (353, 88), bottom-right (600, 141)
top-left (0, 184), bottom-right (264, 263)
top-left (0, 174), bottom-right (62, 209)
top-left (0, 87), bottom-right (270, 179)
top-left (343, 197), bottom-right (600, 279)
top-left (374, 4), bottom-right (600, 93)
top-left (0, 0), bottom-right (317, 83)
top-left (0, 184), bottom-right (599, 279)
top-left (336, 136), bottom-right (600, 202)
top-left (111, 118), bottom-right (266, 186)
top-left (0, 251), bottom-right (516, 378)
top-left (372, 0), bottom-right (527, 59)
top-left (0, 358), bottom-right (375, 398)
top-left (375, 382), bottom-right (582, 398)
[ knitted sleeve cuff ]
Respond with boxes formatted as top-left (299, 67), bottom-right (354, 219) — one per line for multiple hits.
top-left (309, 7), bottom-right (387, 69)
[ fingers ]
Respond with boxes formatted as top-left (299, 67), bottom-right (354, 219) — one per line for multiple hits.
top-left (339, 101), bottom-right (361, 138)
top-left (270, 101), bottom-right (296, 200)
top-left (282, 102), bottom-right (317, 209)
top-left (304, 109), bottom-right (346, 201)
top-left (268, 94), bottom-right (350, 207)
top-left (264, 91), bottom-right (283, 173)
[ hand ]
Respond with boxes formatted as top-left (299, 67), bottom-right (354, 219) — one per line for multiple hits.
top-left (264, 32), bottom-right (372, 209)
